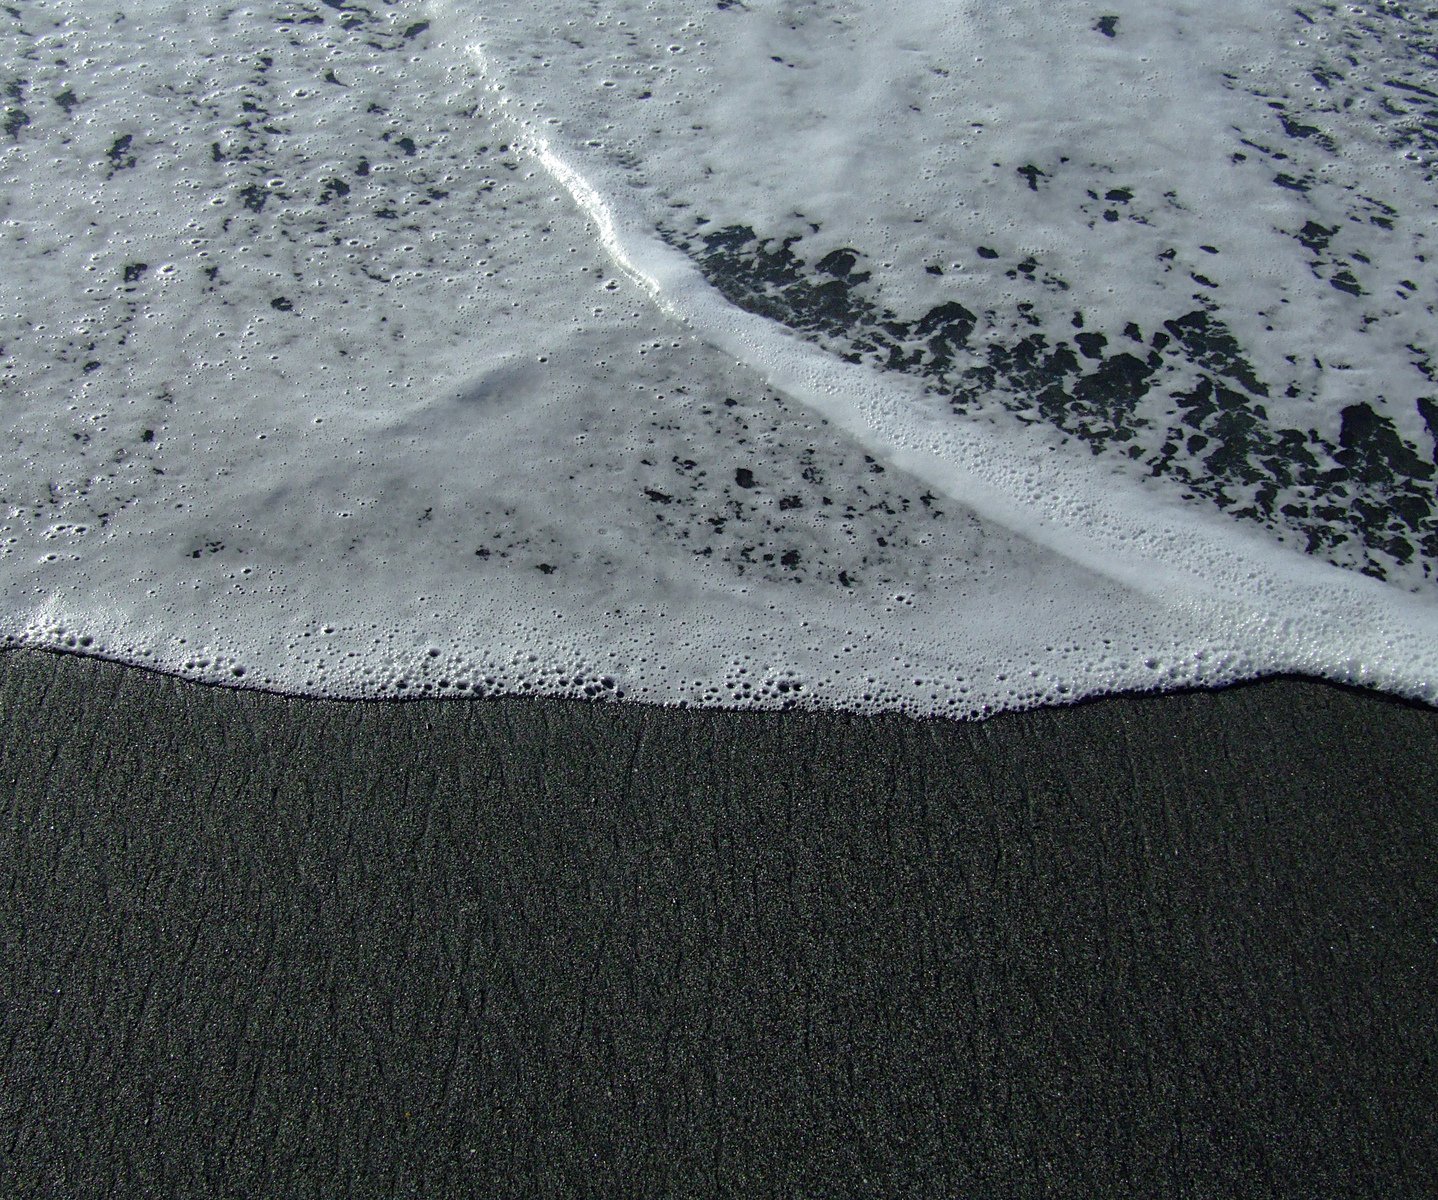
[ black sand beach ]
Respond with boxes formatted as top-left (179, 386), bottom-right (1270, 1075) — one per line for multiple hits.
top-left (2, 645), bottom-right (1435, 1196)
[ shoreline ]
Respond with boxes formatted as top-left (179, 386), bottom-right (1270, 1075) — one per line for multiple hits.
top-left (3, 645), bottom-right (1435, 1195)
top-left (8, 639), bottom-right (1438, 719)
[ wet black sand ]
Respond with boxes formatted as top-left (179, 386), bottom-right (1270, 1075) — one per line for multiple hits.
top-left (2, 646), bottom-right (1435, 1197)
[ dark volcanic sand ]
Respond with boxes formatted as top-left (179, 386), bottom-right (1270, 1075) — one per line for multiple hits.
top-left (2, 646), bottom-right (1435, 1197)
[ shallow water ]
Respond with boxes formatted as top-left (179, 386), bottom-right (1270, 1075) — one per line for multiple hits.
top-left (2, 0), bottom-right (1435, 714)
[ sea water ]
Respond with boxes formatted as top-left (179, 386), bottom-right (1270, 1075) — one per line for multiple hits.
top-left (2, 0), bottom-right (1435, 715)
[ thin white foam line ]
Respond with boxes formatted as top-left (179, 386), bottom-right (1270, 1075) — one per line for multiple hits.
top-left (465, 43), bottom-right (1438, 690)
top-left (469, 43), bottom-right (674, 308)
top-left (530, 135), bottom-right (670, 307)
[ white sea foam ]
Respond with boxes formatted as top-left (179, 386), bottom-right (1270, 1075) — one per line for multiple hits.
top-left (0, 0), bottom-right (1434, 714)
top-left (465, 0), bottom-right (1437, 437)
